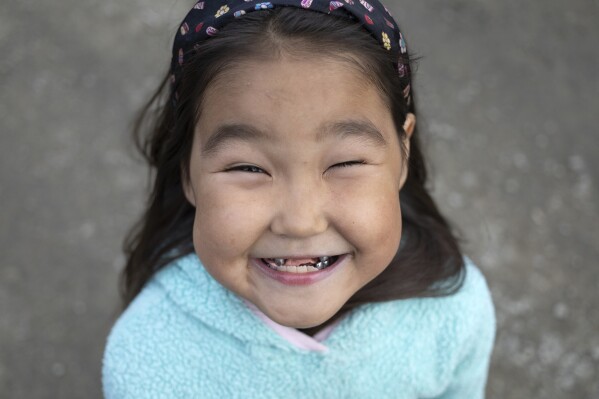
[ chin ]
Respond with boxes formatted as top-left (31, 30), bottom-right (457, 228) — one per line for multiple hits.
top-left (260, 300), bottom-right (343, 329)
top-left (270, 314), bottom-right (333, 330)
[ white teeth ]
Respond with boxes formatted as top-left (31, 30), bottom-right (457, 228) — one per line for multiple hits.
top-left (297, 265), bottom-right (307, 273)
top-left (319, 256), bottom-right (329, 262)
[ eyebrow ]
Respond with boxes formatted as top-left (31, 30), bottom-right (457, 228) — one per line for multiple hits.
top-left (317, 119), bottom-right (388, 147)
top-left (201, 119), bottom-right (387, 156)
top-left (201, 123), bottom-right (269, 156)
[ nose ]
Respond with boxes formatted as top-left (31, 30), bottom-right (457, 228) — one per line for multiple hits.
top-left (269, 177), bottom-right (329, 238)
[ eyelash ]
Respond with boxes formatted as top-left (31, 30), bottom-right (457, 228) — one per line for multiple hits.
top-left (227, 165), bottom-right (266, 174)
top-left (226, 160), bottom-right (365, 174)
top-left (333, 160), bottom-right (366, 168)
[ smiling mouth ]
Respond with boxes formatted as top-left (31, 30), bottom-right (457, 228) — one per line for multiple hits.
top-left (260, 255), bottom-right (340, 273)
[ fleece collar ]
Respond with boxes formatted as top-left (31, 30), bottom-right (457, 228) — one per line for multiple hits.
top-left (152, 253), bottom-right (401, 355)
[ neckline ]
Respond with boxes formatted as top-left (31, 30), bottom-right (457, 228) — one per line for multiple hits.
top-left (242, 299), bottom-right (342, 353)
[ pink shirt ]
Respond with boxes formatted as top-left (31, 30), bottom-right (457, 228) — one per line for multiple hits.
top-left (243, 299), bottom-right (340, 353)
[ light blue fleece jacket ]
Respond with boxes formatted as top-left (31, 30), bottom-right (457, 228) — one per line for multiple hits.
top-left (102, 254), bottom-right (495, 399)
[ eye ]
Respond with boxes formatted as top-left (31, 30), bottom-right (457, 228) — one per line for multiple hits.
top-left (226, 164), bottom-right (267, 174)
top-left (331, 160), bottom-right (366, 168)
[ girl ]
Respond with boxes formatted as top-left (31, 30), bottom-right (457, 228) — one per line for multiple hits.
top-left (103, 1), bottom-right (495, 398)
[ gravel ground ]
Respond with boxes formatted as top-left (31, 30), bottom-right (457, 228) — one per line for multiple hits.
top-left (1, 0), bottom-right (597, 398)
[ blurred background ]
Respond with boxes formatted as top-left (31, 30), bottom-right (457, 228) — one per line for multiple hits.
top-left (1, 0), bottom-right (597, 398)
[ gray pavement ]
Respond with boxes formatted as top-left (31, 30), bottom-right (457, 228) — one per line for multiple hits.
top-left (1, 0), bottom-right (598, 398)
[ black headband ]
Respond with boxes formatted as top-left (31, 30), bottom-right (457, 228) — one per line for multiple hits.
top-left (170, 0), bottom-right (411, 105)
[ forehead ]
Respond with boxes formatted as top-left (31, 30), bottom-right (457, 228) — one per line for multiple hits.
top-left (195, 56), bottom-right (396, 147)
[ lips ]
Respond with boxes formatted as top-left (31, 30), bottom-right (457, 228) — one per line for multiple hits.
top-left (252, 254), bottom-right (348, 286)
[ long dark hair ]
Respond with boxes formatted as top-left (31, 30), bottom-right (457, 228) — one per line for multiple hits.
top-left (121, 8), bottom-right (466, 332)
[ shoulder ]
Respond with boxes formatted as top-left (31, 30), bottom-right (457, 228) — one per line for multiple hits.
top-left (101, 256), bottom-right (232, 398)
top-left (447, 256), bottom-right (495, 320)
top-left (420, 256), bottom-right (496, 375)
top-left (102, 278), bottom-right (184, 398)
top-left (375, 256), bottom-right (495, 394)
top-left (380, 256), bottom-right (495, 364)
top-left (341, 256), bottom-right (495, 352)
top-left (103, 256), bottom-right (205, 357)
top-left (102, 254), bottom-right (276, 398)
top-left (387, 256), bottom-right (494, 325)
top-left (335, 256), bottom-right (495, 396)
top-left (421, 256), bottom-right (496, 341)
top-left (461, 256), bottom-right (496, 337)
top-left (428, 256), bottom-right (496, 397)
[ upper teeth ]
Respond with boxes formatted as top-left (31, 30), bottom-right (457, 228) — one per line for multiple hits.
top-left (272, 256), bottom-right (332, 267)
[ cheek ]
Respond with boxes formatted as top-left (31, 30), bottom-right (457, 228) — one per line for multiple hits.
top-left (332, 178), bottom-right (402, 256)
top-left (191, 180), bottom-right (267, 258)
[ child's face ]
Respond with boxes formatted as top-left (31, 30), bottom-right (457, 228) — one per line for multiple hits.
top-left (184, 55), bottom-right (414, 328)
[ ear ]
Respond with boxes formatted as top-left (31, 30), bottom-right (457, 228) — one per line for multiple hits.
top-left (181, 168), bottom-right (197, 207)
top-left (399, 113), bottom-right (416, 189)
top-left (403, 113), bottom-right (416, 139)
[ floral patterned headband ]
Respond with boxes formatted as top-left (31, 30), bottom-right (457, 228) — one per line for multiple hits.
top-left (170, 0), bottom-right (412, 106)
